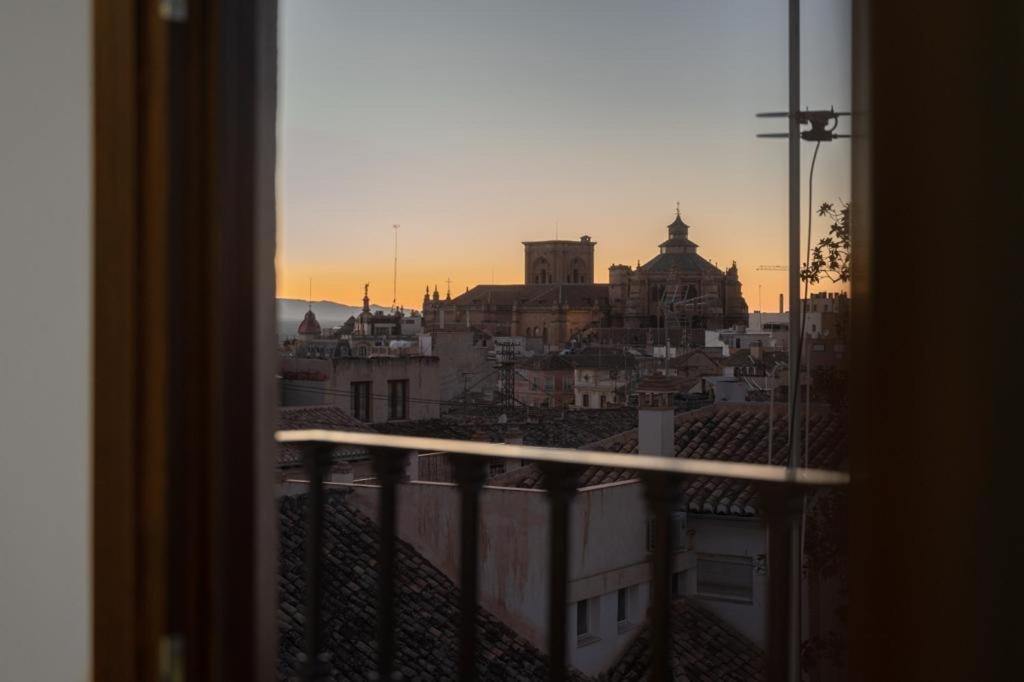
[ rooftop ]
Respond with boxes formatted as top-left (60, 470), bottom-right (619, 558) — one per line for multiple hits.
top-left (375, 406), bottom-right (638, 449)
top-left (297, 308), bottom-right (322, 335)
top-left (488, 402), bottom-right (847, 515)
top-left (279, 493), bottom-right (585, 680)
top-left (277, 405), bottom-right (375, 468)
top-left (604, 599), bottom-right (764, 681)
top-left (451, 283), bottom-right (609, 308)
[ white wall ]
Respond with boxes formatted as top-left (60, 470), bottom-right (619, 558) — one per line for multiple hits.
top-left (686, 515), bottom-right (768, 645)
top-left (0, 2), bottom-right (91, 680)
top-left (344, 478), bottom-right (695, 676)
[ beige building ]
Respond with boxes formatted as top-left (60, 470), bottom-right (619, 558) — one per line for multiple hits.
top-left (279, 354), bottom-right (440, 423)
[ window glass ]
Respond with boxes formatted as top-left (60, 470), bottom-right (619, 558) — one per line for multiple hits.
top-left (576, 600), bottom-right (588, 637)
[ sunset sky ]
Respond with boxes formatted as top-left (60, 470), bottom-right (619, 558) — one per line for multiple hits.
top-left (277, 0), bottom-right (851, 312)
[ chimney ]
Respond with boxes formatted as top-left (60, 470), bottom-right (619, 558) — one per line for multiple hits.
top-left (779, 293), bottom-right (784, 314)
top-left (328, 462), bottom-right (354, 484)
top-left (638, 382), bottom-right (676, 457)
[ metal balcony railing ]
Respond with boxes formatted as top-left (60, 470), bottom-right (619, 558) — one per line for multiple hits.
top-left (276, 429), bottom-right (849, 682)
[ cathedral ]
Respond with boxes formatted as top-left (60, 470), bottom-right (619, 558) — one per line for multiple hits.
top-left (422, 210), bottom-right (748, 347)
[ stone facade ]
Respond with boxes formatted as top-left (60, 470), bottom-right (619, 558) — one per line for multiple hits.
top-left (608, 211), bottom-right (748, 332)
top-left (523, 235), bottom-right (595, 284)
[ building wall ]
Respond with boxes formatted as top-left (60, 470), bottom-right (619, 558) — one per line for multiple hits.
top-left (424, 330), bottom-right (495, 407)
top-left (574, 368), bottom-right (629, 408)
top-left (344, 479), bottom-right (694, 676)
top-left (0, 2), bottom-right (91, 678)
top-left (514, 367), bottom-right (574, 407)
top-left (524, 238), bottom-right (595, 284)
top-left (280, 355), bottom-right (440, 421)
top-left (684, 515), bottom-right (769, 646)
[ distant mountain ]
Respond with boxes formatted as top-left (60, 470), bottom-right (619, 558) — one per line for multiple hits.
top-left (277, 298), bottom-right (386, 338)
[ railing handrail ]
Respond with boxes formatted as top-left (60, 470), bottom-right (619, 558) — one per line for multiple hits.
top-left (275, 429), bottom-right (849, 487)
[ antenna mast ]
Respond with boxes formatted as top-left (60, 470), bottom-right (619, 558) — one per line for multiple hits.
top-left (392, 224), bottom-right (400, 312)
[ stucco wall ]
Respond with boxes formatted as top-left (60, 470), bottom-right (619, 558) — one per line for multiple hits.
top-left (427, 330), bottom-right (495, 406)
top-left (0, 2), bottom-right (91, 679)
top-left (686, 515), bottom-right (768, 645)
top-left (281, 355), bottom-right (440, 421)
top-left (344, 478), bottom-right (694, 675)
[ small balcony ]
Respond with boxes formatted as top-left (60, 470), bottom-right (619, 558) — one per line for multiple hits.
top-left (276, 428), bottom-right (847, 680)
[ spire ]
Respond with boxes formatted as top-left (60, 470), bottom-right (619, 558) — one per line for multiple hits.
top-left (362, 282), bottom-right (370, 314)
top-left (668, 207), bottom-right (689, 239)
top-left (308, 277), bottom-right (313, 311)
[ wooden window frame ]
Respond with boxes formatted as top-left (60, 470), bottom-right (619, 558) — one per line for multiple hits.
top-left (93, 1), bottom-right (278, 680)
top-left (89, 0), bottom-right (1022, 679)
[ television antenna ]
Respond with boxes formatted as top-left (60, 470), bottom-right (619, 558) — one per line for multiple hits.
top-left (391, 224), bottom-right (400, 312)
top-left (756, 108), bottom-right (850, 141)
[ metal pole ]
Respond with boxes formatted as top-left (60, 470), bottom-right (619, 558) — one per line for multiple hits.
top-left (785, 2), bottom-right (803, 681)
top-left (768, 372), bottom-right (775, 466)
top-left (787, 0), bottom-right (802, 469)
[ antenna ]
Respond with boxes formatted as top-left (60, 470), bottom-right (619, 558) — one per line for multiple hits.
top-left (392, 224), bottom-right (400, 312)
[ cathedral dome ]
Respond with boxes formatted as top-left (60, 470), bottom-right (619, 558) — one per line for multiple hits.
top-left (640, 210), bottom-right (720, 274)
top-left (298, 308), bottom-right (321, 336)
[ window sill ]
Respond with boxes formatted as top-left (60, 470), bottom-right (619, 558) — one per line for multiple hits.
top-left (696, 592), bottom-right (753, 606)
top-left (576, 634), bottom-right (601, 648)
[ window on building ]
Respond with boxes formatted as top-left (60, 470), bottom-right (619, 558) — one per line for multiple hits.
top-left (576, 597), bottom-right (599, 642)
top-left (672, 570), bottom-right (688, 598)
top-left (697, 555), bottom-right (754, 603)
top-left (600, 394), bottom-right (607, 408)
top-left (544, 376), bottom-right (554, 391)
top-left (582, 393), bottom-right (590, 408)
top-left (351, 381), bottom-right (371, 421)
top-left (617, 588), bottom-right (628, 624)
top-left (387, 380), bottom-right (408, 420)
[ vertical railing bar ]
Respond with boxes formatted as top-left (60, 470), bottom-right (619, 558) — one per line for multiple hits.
top-left (454, 455), bottom-right (486, 681)
top-left (302, 443), bottom-right (332, 682)
top-left (764, 482), bottom-right (801, 682)
top-left (371, 447), bottom-right (408, 681)
top-left (541, 462), bottom-right (578, 681)
top-left (643, 473), bottom-right (676, 682)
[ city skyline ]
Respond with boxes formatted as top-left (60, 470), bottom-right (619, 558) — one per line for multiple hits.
top-left (277, 0), bottom-right (851, 311)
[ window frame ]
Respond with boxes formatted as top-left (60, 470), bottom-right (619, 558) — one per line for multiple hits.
top-left (351, 381), bottom-right (372, 422)
top-left (696, 554), bottom-right (755, 604)
top-left (576, 599), bottom-right (589, 638)
top-left (387, 379), bottom-right (409, 420)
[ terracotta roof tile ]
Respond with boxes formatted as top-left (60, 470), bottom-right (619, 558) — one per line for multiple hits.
top-left (601, 599), bottom-right (764, 681)
top-left (487, 403), bottom-right (846, 516)
top-left (278, 493), bottom-right (586, 680)
top-left (376, 407), bottom-right (638, 450)
top-left (277, 406), bottom-right (375, 468)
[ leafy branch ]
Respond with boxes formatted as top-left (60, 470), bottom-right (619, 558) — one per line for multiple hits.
top-left (800, 201), bottom-right (851, 285)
